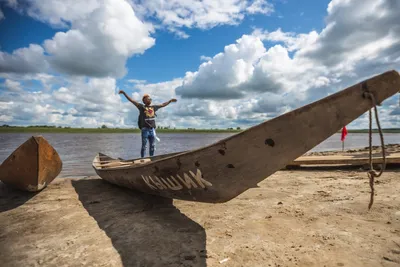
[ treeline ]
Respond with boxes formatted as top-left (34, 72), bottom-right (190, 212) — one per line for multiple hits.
top-left (1, 124), bottom-right (242, 131)
top-left (0, 124), bottom-right (243, 133)
top-left (2, 125), bottom-right (398, 133)
top-left (2, 124), bottom-right (71, 129)
top-left (345, 128), bottom-right (400, 133)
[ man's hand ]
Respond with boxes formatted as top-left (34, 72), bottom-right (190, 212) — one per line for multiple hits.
top-left (160, 98), bottom-right (178, 107)
top-left (118, 90), bottom-right (139, 107)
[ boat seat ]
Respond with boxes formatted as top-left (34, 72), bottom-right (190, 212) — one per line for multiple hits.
top-left (133, 158), bottom-right (151, 164)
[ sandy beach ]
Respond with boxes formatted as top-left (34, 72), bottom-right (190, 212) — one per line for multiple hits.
top-left (1, 145), bottom-right (399, 267)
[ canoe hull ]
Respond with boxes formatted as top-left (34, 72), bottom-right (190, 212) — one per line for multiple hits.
top-left (93, 70), bottom-right (400, 203)
top-left (0, 136), bottom-right (62, 192)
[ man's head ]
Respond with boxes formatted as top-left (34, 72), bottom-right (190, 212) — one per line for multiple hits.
top-left (142, 94), bottom-right (152, 105)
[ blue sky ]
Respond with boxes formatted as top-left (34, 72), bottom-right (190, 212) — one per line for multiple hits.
top-left (0, 0), bottom-right (399, 129)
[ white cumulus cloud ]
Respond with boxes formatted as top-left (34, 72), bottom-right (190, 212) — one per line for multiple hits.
top-left (43, 0), bottom-right (155, 77)
top-left (246, 0), bottom-right (274, 14)
top-left (3, 79), bottom-right (22, 91)
top-left (1, 0), bottom-right (155, 78)
top-left (0, 44), bottom-right (48, 74)
top-left (131, 0), bottom-right (274, 38)
top-left (170, 0), bottom-right (400, 128)
top-left (1, 0), bottom-right (399, 130)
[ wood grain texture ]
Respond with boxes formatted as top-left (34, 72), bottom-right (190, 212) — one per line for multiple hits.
top-left (93, 70), bottom-right (400, 203)
top-left (0, 137), bottom-right (39, 191)
top-left (37, 136), bottom-right (62, 190)
top-left (289, 153), bottom-right (400, 166)
top-left (0, 136), bottom-right (62, 191)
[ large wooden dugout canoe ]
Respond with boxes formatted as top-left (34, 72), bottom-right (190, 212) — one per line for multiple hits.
top-left (0, 136), bottom-right (62, 192)
top-left (93, 70), bottom-right (400, 203)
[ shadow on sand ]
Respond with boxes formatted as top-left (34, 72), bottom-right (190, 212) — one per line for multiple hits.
top-left (72, 179), bottom-right (207, 267)
top-left (0, 182), bottom-right (38, 213)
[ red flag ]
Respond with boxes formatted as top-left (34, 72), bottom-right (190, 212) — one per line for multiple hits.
top-left (341, 126), bottom-right (348, 141)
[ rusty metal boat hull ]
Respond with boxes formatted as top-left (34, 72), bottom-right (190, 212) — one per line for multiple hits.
top-left (93, 70), bottom-right (400, 203)
top-left (0, 136), bottom-right (62, 192)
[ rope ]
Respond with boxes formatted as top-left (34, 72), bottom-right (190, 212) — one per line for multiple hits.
top-left (362, 90), bottom-right (386, 210)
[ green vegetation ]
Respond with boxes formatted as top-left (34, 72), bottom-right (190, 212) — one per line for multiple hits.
top-left (1, 125), bottom-right (399, 134)
top-left (0, 125), bottom-right (242, 133)
top-left (337, 128), bottom-right (400, 133)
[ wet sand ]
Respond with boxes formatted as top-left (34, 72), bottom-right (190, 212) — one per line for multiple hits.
top-left (0, 146), bottom-right (399, 267)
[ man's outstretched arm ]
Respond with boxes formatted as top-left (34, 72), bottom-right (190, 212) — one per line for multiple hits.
top-left (159, 98), bottom-right (177, 108)
top-left (119, 90), bottom-right (140, 108)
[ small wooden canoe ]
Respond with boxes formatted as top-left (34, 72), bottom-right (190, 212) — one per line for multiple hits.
top-left (0, 136), bottom-right (62, 192)
top-left (93, 70), bottom-right (400, 203)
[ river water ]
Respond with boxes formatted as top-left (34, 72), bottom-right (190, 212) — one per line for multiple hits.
top-left (0, 132), bottom-right (399, 177)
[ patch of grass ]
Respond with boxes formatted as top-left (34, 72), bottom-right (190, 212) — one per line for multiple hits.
top-left (341, 129), bottom-right (400, 133)
top-left (0, 126), bottom-right (242, 134)
top-left (1, 125), bottom-right (399, 134)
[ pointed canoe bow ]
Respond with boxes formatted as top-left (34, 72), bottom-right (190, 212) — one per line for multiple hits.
top-left (0, 136), bottom-right (62, 192)
top-left (93, 70), bottom-right (400, 203)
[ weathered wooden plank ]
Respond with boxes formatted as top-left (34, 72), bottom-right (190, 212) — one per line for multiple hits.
top-left (93, 70), bottom-right (400, 203)
top-left (0, 136), bottom-right (62, 192)
top-left (289, 153), bottom-right (400, 166)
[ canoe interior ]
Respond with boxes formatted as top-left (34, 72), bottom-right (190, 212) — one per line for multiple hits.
top-left (93, 151), bottom-right (185, 170)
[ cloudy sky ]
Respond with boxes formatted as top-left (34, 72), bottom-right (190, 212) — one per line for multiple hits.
top-left (0, 0), bottom-right (399, 129)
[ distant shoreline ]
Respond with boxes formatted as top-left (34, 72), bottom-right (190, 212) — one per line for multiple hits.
top-left (0, 126), bottom-right (241, 134)
top-left (0, 126), bottom-right (399, 134)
